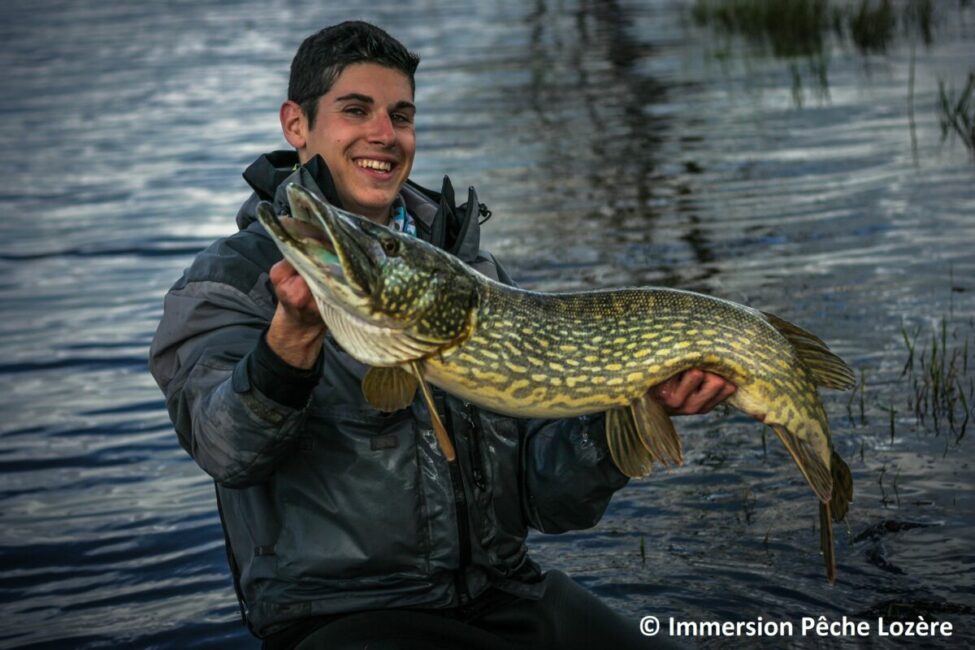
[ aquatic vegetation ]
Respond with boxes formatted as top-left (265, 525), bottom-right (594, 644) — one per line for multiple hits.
top-left (937, 72), bottom-right (975, 159)
top-left (846, 314), bottom-right (973, 458)
top-left (901, 317), bottom-right (974, 443)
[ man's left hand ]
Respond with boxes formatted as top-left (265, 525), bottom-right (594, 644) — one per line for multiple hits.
top-left (650, 369), bottom-right (736, 415)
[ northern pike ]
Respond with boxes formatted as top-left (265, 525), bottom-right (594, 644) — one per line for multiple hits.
top-left (257, 183), bottom-right (855, 582)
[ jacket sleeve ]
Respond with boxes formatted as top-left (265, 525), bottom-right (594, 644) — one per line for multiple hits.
top-left (148, 233), bottom-right (316, 488)
top-left (521, 414), bottom-right (629, 533)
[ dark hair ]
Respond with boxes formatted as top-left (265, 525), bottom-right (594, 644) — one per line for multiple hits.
top-left (288, 21), bottom-right (420, 128)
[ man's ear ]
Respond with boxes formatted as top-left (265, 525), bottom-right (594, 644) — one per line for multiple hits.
top-left (280, 100), bottom-right (308, 151)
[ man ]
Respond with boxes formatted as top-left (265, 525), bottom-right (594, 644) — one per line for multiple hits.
top-left (150, 21), bottom-right (735, 649)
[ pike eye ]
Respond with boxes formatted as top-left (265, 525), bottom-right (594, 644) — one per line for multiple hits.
top-left (381, 236), bottom-right (399, 257)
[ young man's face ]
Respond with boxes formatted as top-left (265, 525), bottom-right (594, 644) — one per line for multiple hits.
top-left (300, 63), bottom-right (416, 222)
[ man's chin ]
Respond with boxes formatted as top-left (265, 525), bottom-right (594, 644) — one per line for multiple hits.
top-left (344, 194), bottom-right (400, 221)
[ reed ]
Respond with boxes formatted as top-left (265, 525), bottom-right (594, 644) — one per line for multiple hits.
top-left (903, 317), bottom-right (974, 442)
top-left (938, 72), bottom-right (975, 159)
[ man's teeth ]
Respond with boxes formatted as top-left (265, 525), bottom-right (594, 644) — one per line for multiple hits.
top-left (356, 159), bottom-right (392, 172)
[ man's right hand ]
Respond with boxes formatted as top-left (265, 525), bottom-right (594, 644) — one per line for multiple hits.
top-left (266, 259), bottom-right (327, 369)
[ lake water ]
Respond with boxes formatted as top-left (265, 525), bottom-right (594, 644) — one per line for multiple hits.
top-left (1, 0), bottom-right (973, 648)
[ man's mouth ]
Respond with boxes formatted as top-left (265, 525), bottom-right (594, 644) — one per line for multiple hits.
top-left (355, 158), bottom-right (394, 172)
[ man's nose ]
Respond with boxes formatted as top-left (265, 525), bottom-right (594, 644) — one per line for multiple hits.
top-left (368, 112), bottom-right (396, 144)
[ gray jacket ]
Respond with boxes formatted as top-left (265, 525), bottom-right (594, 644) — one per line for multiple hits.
top-left (149, 152), bottom-right (628, 636)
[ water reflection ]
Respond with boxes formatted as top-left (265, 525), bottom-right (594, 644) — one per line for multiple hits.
top-left (476, 0), bottom-right (727, 290)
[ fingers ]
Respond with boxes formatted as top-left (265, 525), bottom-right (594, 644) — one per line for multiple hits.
top-left (269, 259), bottom-right (297, 286)
top-left (698, 376), bottom-right (737, 413)
top-left (270, 260), bottom-right (315, 311)
top-left (651, 370), bottom-right (736, 415)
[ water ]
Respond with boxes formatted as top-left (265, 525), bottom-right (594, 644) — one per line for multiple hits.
top-left (1, 0), bottom-right (973, 647)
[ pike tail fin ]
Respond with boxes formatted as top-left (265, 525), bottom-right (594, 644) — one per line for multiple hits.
top-left (820, 501), bottom-right (837, 583)
top-left (770, 424), bottom-right (833, 504)
top-left (829, 449), bottom-right (853, 521)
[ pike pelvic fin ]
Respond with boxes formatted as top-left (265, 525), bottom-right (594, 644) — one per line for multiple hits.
top-left (362, 366), bottom-right (418, 412)
top-left (605, 395), bottom-right (683, 478)
top-left (763, 312), bottom-right (856, 390)
top-left (410, 361), bottom-right (456, 462)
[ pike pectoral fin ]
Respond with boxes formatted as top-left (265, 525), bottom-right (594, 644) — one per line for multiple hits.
top-left (362, 366), bottom-right (418, 412)
top-left (605, 395), bottom-right (683, 478)
top-left (409, 361), bottom-right (456, 463)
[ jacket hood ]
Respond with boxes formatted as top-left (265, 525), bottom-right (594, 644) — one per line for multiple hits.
top-left (235, 150), bottom-right (483, 263)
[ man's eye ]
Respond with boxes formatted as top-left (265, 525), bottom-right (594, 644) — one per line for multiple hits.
top-left (392, 113), bottom-right (413, 124)
top-left (343, 106), bottom-right (366, 116)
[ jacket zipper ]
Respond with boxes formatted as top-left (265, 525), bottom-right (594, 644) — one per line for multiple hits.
top-left (464, 401), bottom-right (486, 490)
top-left (434, 392), bottom-right (472, 605)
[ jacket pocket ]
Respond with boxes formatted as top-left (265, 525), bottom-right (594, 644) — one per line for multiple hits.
top-left (272, 408), bottom-right (428, 580)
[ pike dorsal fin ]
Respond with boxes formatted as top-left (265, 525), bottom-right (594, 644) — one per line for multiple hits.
top-left (763, 312), bottom-right (856, 390)
top-left (362, 366), bottom-right (418, 412)
top-left (605, 395), bottom-right (683, 478)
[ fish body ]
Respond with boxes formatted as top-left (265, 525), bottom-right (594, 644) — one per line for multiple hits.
top-left (258, 183), bottom-right (855, 581)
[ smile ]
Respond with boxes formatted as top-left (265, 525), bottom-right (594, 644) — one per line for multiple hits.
top-left (356, 158), bottom-right (393, 172)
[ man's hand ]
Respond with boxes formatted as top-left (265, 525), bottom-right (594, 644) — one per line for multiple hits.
top-left (650, 369), bottom-right (736, 415)
top-left (266, 260), bottom-right (327, 369)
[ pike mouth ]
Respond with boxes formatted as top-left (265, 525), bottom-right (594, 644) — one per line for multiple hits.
top-left (283, 183), bottom-right (376, 298)
top-left (257, 200), bottom-right (342, 278)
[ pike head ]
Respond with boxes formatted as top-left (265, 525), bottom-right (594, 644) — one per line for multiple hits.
top-left (256, 183), bottom-right (478, 366)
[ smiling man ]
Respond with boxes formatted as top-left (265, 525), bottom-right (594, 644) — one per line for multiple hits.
top-left (150, 21), bottom-right (729, 650)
